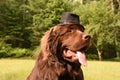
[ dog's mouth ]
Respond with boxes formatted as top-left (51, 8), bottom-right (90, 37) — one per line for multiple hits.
top-left (63, 46), bottom-right (88, 66)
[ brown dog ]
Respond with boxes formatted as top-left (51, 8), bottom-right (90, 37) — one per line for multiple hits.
top-left (27, 24), bottom-right (91, 80)
top-left (27, 13), bottom-right (91, 80)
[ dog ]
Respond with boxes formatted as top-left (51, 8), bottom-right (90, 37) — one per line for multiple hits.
top-left (27, 13), bottom-right (91, 80)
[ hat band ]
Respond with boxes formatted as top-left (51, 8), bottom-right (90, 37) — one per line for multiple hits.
top-left (60, 21), bottom-right (80, 25)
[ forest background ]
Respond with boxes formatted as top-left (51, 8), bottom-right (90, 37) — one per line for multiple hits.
top-left (0, 0), bottom-right (120, 61)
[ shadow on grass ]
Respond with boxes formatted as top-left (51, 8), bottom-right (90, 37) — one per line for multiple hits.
top-left (88, 57), bottom-right (120, 62)
top-left (103, 58), bottom-right (120, 62)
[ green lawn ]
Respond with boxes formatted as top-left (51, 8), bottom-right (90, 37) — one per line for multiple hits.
top-left (0, 59), bottom-right (120, 80)
top-left (82, 61), bottom-right (120, 80)
top-left (0, 59), bottom-right (35, 80)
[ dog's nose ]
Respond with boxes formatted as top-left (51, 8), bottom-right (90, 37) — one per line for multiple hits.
top-left (83, 34), bottom-right (91, 40)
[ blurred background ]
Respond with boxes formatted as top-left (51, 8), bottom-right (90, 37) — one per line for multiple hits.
top-left (0, 0), bottom-right (120, 60)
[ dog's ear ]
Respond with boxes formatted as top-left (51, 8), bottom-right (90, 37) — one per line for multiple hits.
top-left (47, 27), bottom-right (61, 55)
top-left (40, 26), bottom-right (61, 60)
top-left (40, 28), bottom-right (55, 60)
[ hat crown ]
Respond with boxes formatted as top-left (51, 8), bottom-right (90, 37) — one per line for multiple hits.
top-left (60, 12), bottom-right (80, 25)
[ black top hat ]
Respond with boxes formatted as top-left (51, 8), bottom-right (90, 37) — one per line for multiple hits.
top-left (59, 12), bottom-right (80, 25)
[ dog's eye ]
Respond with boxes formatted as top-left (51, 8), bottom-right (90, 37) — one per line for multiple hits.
top-left (67, 29), bottom-right (73, 33)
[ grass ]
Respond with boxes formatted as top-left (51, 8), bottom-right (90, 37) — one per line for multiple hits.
top-left (0, 59), bottom-right (35, 80)
top-left (0, 59), bottom-right (120, 80)
top-left (82, 61), bottom-right (120, 80)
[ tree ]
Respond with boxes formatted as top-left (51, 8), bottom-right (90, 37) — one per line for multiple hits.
top-left (0, 0), bottom-right (75, 57)
top-left (0, 0), bottom-right (33, 48)
top-left (30, 0), bottom-right (74, 47)
top-left (74, 0), bottom-right (118, 60)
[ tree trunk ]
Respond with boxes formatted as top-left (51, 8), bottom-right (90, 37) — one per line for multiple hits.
top-left (97, 49), bottom-right (102, 61)
top-left (92, 42), bottom-right (103, 61)
top-left (80, 0), bottom-right (83, 4)
top-left (116, 52), bottom-right (120, 59)
top-left (111, 0), bottom-right (114, 13)
top-left (111, 0), bottom-right (119, 14)
top-left (118, 0), bottom-right (120, 11)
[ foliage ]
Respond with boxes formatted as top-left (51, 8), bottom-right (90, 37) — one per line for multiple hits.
top-left (31, 0), bottom-right (74, 46)
top-left (0, 47), bottom-right (32, 58)
top-left (0, 0), bottom-right (74, 58)
top-left (0, 0), bottom-right (119, 59)
top-left (74, 0), bottom-right (120, 60)
top-left (8, 48), bottom-right (32, 58)
top-left (0, 0), bottom-right (33, 48)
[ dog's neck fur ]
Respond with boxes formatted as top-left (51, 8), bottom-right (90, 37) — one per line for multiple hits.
top-left (34, 51), bottom-right (83, 80)
top-left (27, 52), bottom-right (83, 80)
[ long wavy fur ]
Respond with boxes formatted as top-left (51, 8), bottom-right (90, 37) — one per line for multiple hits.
top-left (27, 25), bottom-right (84, 80)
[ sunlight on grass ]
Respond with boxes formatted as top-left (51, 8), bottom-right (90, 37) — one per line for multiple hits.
top-left (0, 59), bottom-right (120, 80)
top-left (82, 61), bottom-right (120, 80)
top-left (0, 59), bottom-right (35, 80)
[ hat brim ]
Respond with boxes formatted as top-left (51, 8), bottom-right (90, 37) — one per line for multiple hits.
top-left (58, 22), bottom-right (80, 26)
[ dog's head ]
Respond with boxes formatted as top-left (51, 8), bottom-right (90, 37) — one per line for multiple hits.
top-left (41, 24), bottom-right (91, 66)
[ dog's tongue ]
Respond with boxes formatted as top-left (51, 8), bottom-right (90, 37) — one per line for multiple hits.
top-left (76, 51), bottom-right (87, 66)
